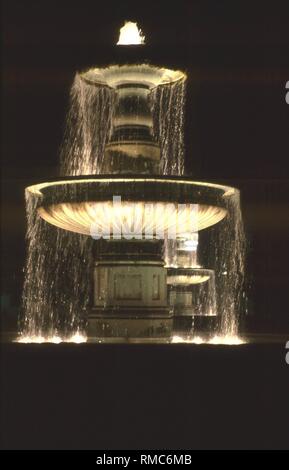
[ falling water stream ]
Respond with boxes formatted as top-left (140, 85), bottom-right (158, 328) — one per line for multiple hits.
top-left (22, 190), bottom-right (93, 337)
top-left (150, 77), bottom-right (186, 176)
top-left (60, 73), bottom-right (116, 176)
top-left (205, 190), bottom-right (246, 337)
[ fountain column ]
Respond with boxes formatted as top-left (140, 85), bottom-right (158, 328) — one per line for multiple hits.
top-left (85, 65), bottom-right (178, 341)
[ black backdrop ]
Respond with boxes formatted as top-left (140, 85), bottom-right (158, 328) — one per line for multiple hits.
top-left (1, 0), bottom-right (289, 450)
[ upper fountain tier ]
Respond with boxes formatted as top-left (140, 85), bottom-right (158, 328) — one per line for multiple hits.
top-left (80, 65), bottom-right (186, 175)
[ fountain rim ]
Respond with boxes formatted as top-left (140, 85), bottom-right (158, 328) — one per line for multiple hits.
top-left (26, 176), bottom-right (235, 234)
top-left (79, 64), bottom-right (187, 90)
top-left (26, 175), bottom-right (238, 198)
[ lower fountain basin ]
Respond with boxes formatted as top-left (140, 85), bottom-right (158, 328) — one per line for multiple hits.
top-left (27, 176), bottom-right (236, 237)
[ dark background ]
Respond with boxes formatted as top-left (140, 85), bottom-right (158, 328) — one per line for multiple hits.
top-left (1, 0), bottom-right (289, 450)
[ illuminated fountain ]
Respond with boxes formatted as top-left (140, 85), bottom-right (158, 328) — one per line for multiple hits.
top-left (20, 22), bottom-right (246, 344)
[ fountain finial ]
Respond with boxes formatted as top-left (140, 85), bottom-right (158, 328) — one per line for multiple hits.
top-left (117, 21), bottom-right (145, 45)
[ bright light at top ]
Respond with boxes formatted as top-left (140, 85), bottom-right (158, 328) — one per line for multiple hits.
top-left (117, 21), bottom-right (145, 45)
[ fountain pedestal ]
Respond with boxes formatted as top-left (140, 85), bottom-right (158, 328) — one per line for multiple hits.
top-left (88, 240), bottom-right (172, 341)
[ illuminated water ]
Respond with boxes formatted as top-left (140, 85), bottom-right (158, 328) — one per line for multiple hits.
top-left (150, 77), bottom-right (186, 176)
top-left (22, 190), bottom-right (93, 337)
top-left (59, 73), bottom-right (116, 176)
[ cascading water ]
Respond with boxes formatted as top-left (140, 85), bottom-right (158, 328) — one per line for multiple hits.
top-left (202, 189), bottom-right (246, 337)
top-left (22, 190), bottom-right (94, 338)
top-left (60, 73), bottom-right (116, 176)
top-left (150, 77), bottom-right (186, 176)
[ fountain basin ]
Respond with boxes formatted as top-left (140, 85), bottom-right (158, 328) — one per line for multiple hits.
top-left (27, 176), bottom-right (235, 238)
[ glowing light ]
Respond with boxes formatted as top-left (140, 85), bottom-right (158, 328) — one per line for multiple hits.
top-left (208, 335), bottom-right (246, 345)
top-left (65, 332), bottom-right (87, 343)
top-left (17, 335), bottom-right (45, 344)
top-left (16, 332), bottom-right (87, 344)
top-left (172, 335), bottom-right (204, 344)
top-left (17, 335), bottom-right (62, 344)
top-left (117, 21), bottom-right (145, 45)
top-left (171, 335), bottom-right (246, 345)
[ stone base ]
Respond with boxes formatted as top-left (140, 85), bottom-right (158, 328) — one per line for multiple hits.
top-left (88, 309), bottom-right (173, 340)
